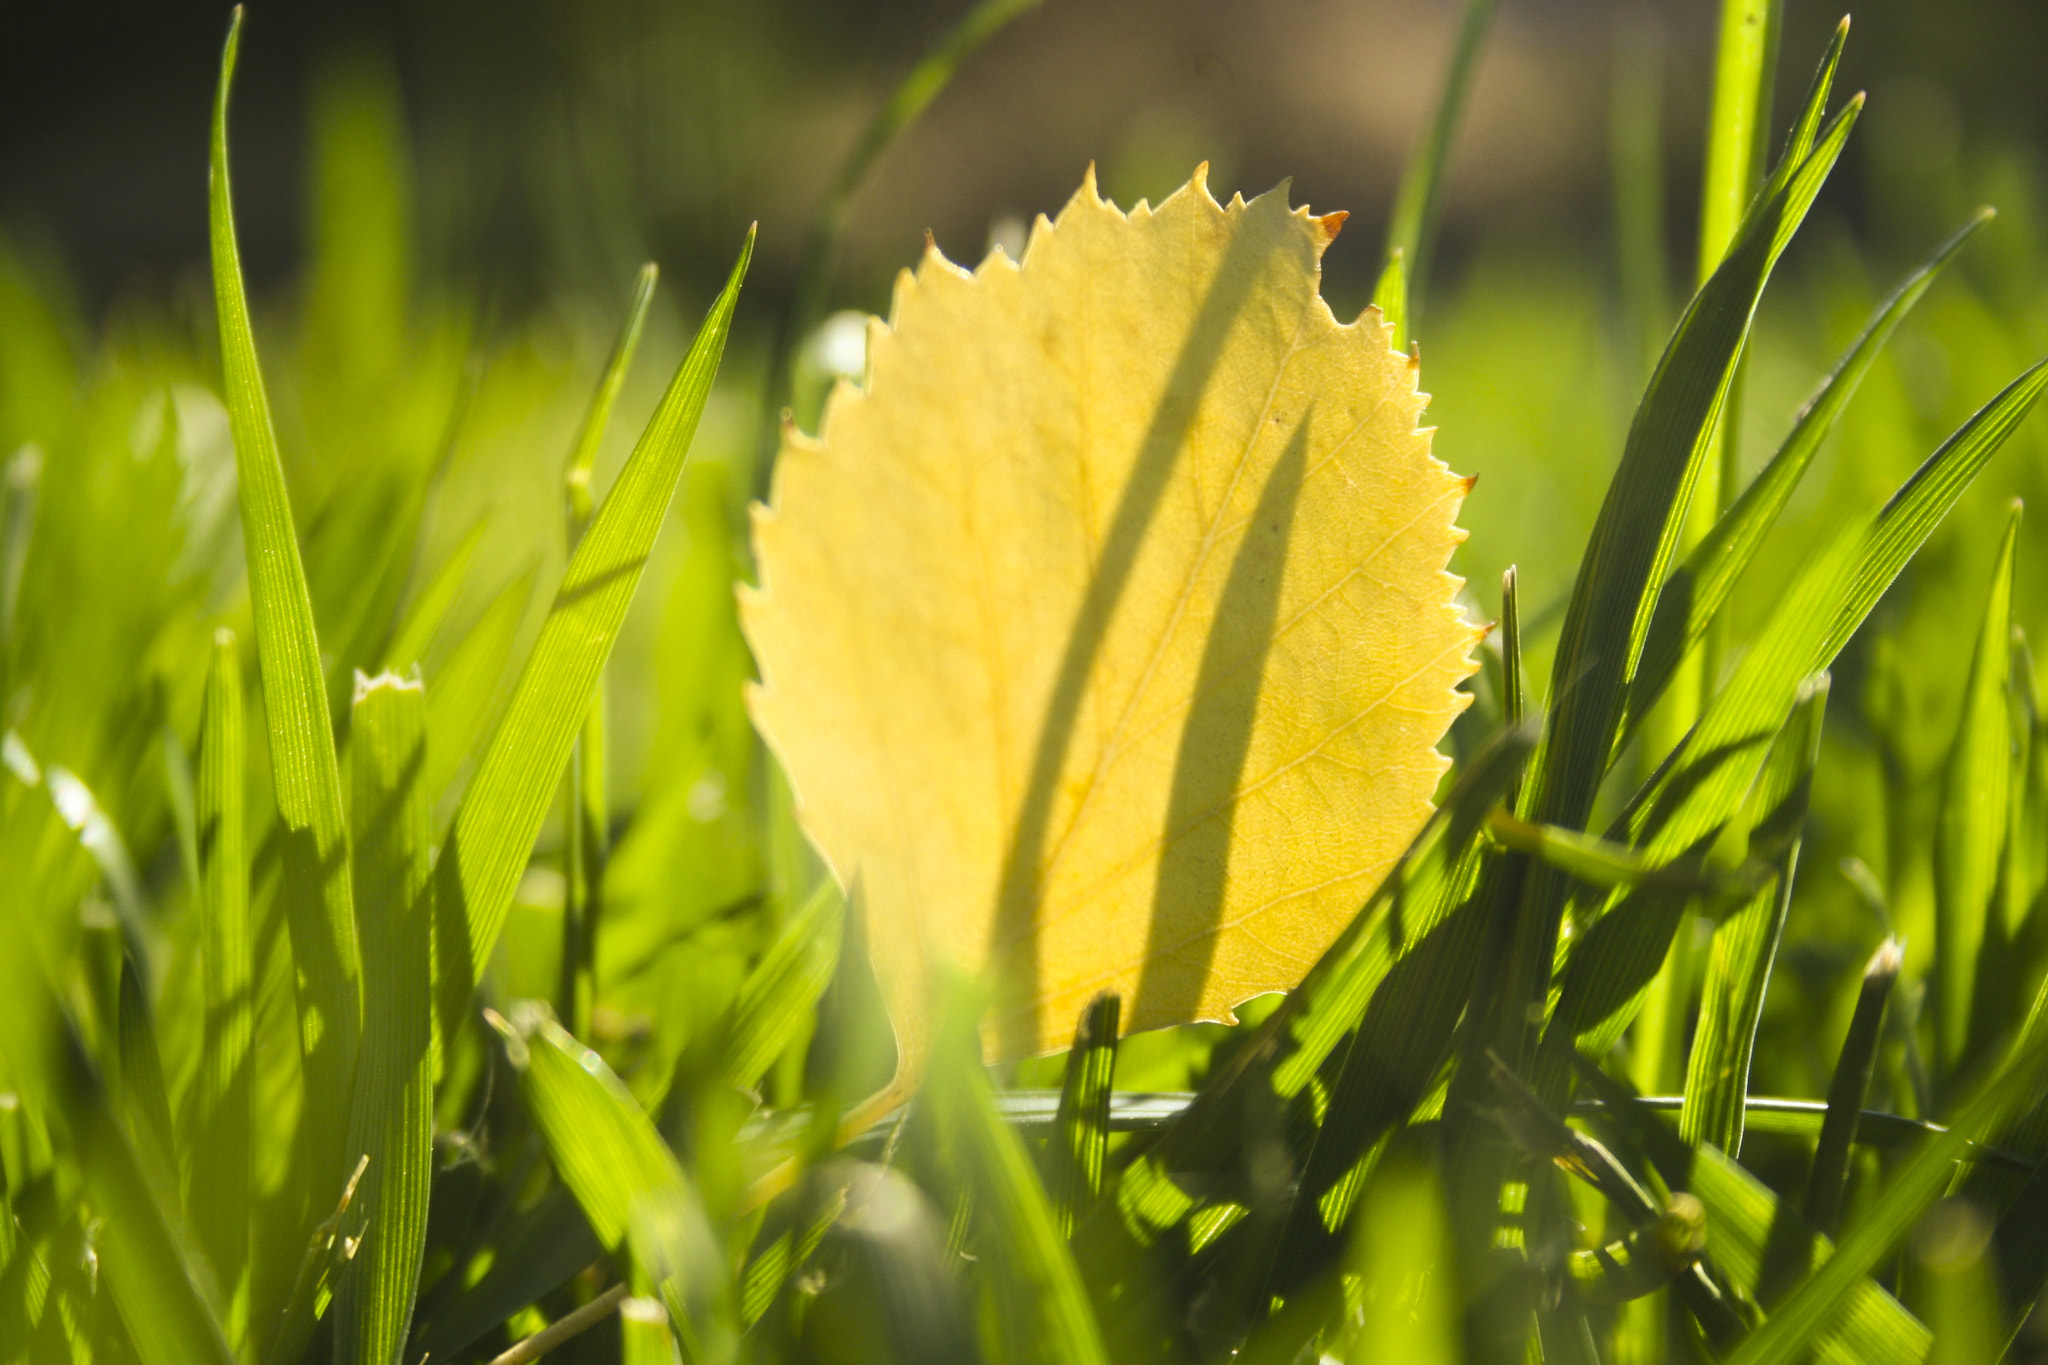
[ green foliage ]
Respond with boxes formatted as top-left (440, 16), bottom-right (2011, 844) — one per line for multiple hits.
top-left (12, 7), bottom-right (2048, 1365)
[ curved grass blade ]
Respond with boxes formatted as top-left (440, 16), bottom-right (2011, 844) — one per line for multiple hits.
top-left (495, 1007), bottom-right (732, 1363)
top-left (62, 1028), bottom-right (238, 1365)
top-left (1681, 672), bottom-right (1828, 1156)
top-left (557, 264), bottom-right (656, 1037)
top-left (189, 628), bottom-right (253, 1326)
top-left (1725, 1029), bottom-right (2048, 1365)
top-left (721, 877), bottom-right (844, 1093)
top-left (1504, 77), bottom-right (1860, 1071)
top-left (1622, 208), bottom-right (1994, 744)
top-left (1377, 0), bottom-right (1499, 349)
top-left (382, 519), bottom-right (486, 674)
top-left (926, 983), bottom-right (1109, 1365)
top-left (1935, 501), bottom-right (2022, 1074)
top-left (1045, 993), bottom-right (1119, 1238)
top-left (436, 227), bottom-right (752, 1044)
top-left (762, 0), bottom-right (1043, 490)
top-left (209, 8), bottom-right (361, 1127)
top-left (335, 674), bottom-right (435, 1365)
top-left (1804, 937), bottom-right (1902, 1237)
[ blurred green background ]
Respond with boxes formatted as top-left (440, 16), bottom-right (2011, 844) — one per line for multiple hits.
top-left (7, 0), bottom-right (2048, 1145)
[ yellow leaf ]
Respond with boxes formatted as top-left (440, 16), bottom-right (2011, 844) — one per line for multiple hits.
top-left (743, 166), bottom-right (1478, 1067)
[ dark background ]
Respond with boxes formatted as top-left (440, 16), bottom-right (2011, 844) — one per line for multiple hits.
top-left (8, 0), bottom-right (2048, 325)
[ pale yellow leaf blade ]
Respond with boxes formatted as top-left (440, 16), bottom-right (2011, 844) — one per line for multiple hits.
top-left (744, 167), bottom-right (1478, 1064)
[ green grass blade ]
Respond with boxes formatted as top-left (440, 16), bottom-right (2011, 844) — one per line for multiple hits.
top-left (424, 562), bottom-right (535, 815)
top-left (926, 985), bottom-right (1109, 1365)
top-left (1697, 0), bottom-right (1782, 280)
top-left (1754, 16), bottom-right (1847, 207)
top-left (1045, 993), bottom-right (1119, 1238)
top-left (1623, 208), bottom-right (1993, 743)
top-left (565, 262), bottom-right (659, 537)
top-left (722, 877), bottom-right (844, 1093)
top-left (1935, 501), bottom-right (2022, 1074)
top-left (434, 227), bottom-right (751, 1041)
top-left (63, 1029), bottom-right (238, 1365)
top-left (498, 1008), bottom-right (730, 1360)
top-left (1378, 0), bottom-right (1499, 349)
top-left (1804, 938), bottom-right (1903, 1238)
top-left (114, 956), bottom-right (181, 1231)
top-left (1680, 673), bottom-right (1827, 1156)
top-left (1725, 1030), bottom-right (2048, 1365)
top-left (556, 266), bottom-right (655, 1040)
top-left (209, 8), bottom-right (361, 1124)
top-left (382, 520), bottom-right (486, 674)
top-left (335, 674), bottom-right (434, 1365)
top-left (762, 0), bottom-right (1043, 488)
top-left (1504, 81), bottom-right (1860, 1070)
top-left (189, 628), bottom-right (253, 1325)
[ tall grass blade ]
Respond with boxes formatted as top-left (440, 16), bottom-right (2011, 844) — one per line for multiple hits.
top-left (1725, 1029), bottom-right (2048, 1365)
top-left (927, 985), bottom-right (1109, 1365)
top-left (1504, 69), bottom-right (1858, 1070)
top-left (435, 227), bottom-right (752, 1044)
top-left (335, 674), bottom-right (434, 1365)
top-left (1698, 0), bottom-right (1782, 279)
top-left (62, 1028), bottom-right (237, 1365)
top-left (557, 265), bottom-right (655, 1039)
top-left (1803, 938), bottom-right (1902, 1238)
top-left (188, 628), bottom-right (253, 1329)
top-left (1935, 501), bottom-right (2022, 1074)
top-left (382, 520), bottom-right (486, 674)
top-left (498, 1007), bottom-right (732, 1362)
top-left (1377, 0), bottom-right (1499, 349)
top-left (1045, 993), bottom-right (1118, 1238)
top-left (763, 0), bottom-right (1043, 489)
top-left (209, 9), bottom-right (361, 1136)
top-left (721, 878), bottom-right (844, 1092)
top-left (1623, 208), bottom-right (1993, 742)
top-left (1681, 672), bottom-right (1827, 1155)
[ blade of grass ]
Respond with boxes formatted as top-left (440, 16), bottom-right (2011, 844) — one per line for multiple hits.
top-left (1503, 64), bottom-right (1858, 1073)
top-left (382, 519), bottom-right (486, 674)
top-left (1681, 673), bottom-right (1828, 1155)
top-left (1623, 207), bottom-right (1994, 744)
top-left (1375, 0), bottom-right (1499, 349)
top-left (1804, 938), bottom-right (1903, 1237)
top-left (209, 8), bottom-right (361, 1140)
top-left (1698, 0), bottom-right (1783, 277)
top-left (335, 674), bottom-right (435, 1365)
top-left (495, 1007), bottom-right (732, 1363)
top-left (721, 877), bottom-right (845, 1093)
top-left (1725, 1028), bottom-right (2048, 1365)
top-left (114, 956), bottom-right (181, 1233)
top-left (557, 264), bottom-right (655, 1040)
top-left (60, 1027), bottom-right (238, 1365)
top-left (761, 0), bottom-right (1043, 489)
top-left (925, 983), bottom-right (1109, 1365)
top-left (1935, 501), bottom-right (2023, 1075)
top-left (1045, 993), bottom-right (1119, 1238)
top-left (188, 628), bottom-right (253, 1328)
top-left (435, 228), bottom-right (751, 1047)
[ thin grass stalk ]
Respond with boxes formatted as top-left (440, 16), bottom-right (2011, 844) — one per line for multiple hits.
top-left (1804, 937), bottom-right (1902, 1237)
top-left (1374, 0), bottom-right (1499, 349)
top-left (758, 0), bottom-right (1045, 499)
top-left (556, 264), bottom-right (655, 1039)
